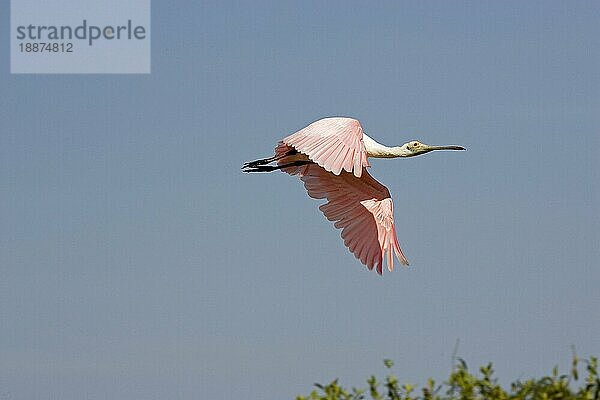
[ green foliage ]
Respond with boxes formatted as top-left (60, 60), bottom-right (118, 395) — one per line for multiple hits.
top-left (296, 356), bottom-right (600, 400)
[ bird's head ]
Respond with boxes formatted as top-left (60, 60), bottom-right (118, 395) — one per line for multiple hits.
top-left (401, 140), bottom-right (465, 157)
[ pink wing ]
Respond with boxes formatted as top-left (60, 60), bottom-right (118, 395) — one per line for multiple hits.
top-left (298, 164), bottom-right (409, 274)
top-left (282, 117), bottom-right (370, 178)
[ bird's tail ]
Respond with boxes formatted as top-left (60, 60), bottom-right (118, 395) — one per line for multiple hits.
top-left (242, 144), bottom-right (312, 173)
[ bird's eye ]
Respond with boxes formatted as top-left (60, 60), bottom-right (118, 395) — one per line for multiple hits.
top-left (413, 142), bottom-right (418, 147)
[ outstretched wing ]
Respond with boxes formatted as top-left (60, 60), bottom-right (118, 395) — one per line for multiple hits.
top-left (299, 164), bottom-right (409, 274)
top-left (282, 117), bottom-right (370, 178)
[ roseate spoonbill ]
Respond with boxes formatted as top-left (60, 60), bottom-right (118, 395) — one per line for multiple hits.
top-left (242, 117), bottom-right (465, 274)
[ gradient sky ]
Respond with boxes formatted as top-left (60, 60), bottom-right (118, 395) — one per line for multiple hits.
top-left (1, 1), bottom-right (599, 399)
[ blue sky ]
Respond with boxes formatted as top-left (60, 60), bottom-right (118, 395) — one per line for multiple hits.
top-left (1, 1), bottom-right (599, 399)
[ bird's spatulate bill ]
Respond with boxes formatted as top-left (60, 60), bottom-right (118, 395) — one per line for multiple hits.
top-left (425, 144), bottom-right (466, 151)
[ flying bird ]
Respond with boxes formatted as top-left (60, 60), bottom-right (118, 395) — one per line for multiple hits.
top-left (242, 117), bottom-right (465, 274)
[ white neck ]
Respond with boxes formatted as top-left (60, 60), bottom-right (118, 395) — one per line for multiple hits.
top-left (362, 133), bottom-right (410, 158)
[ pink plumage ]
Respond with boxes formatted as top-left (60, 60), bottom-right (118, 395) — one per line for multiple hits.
top-left (281, 117), bottom-right (370, 177)
top-left (245, 117), bottom-right (409, 274)
top-left (301, 164), bottom-right (408, 274)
